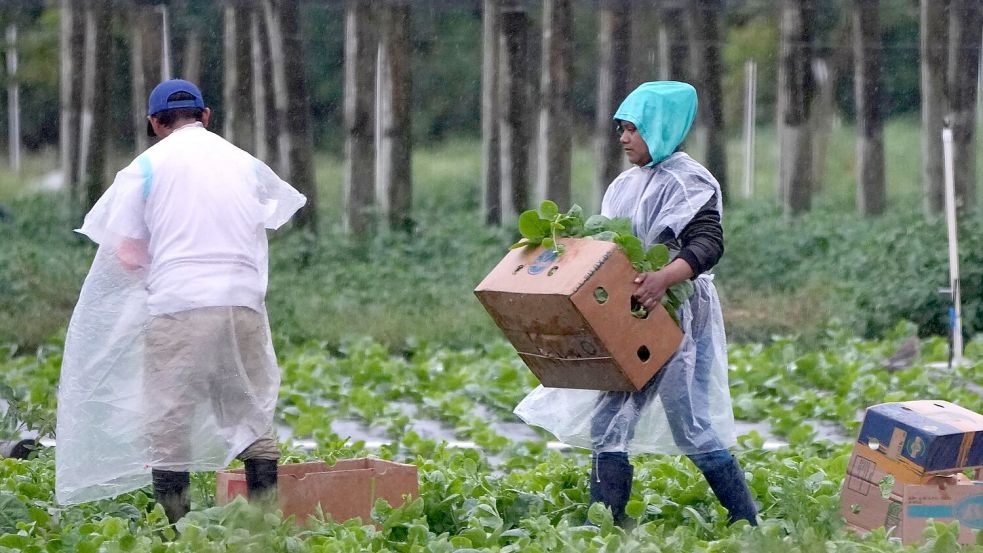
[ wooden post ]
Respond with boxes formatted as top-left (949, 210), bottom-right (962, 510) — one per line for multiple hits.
top-left (498, 1), bottom-right (532, 225)
top-left (279, 0), bottom-right (317, 231)
top-left (60, 0), bottom-right (85, 201)
top-left (853, 0), bottom-right (886, 216)
top-left (343, 0), bottom-right (377, 235)
top-left (262, 0), bottom-right (290, 176)
top-left (692, 0), bottom-right (727, 199)
top-left (250, 8), bottom-right (269, 163)
top-left (536, 0), bottom-right (573, 208)
top-left (742, 60), bottom-right (757, 198)
top-left (920, 0), bottom-right (949, 215)
top-left (948, 0), bottom-right (982, 211)
top-left (376, 0), bottom-right (412, 232)
top-left (80, 0), bottom-right (112, 211)
top-left (222, 3), bottom-right (239, 143)
top-left (594, 0), bottom-right (631, 205)
top-left (481, 0), bottom-right (502, 225)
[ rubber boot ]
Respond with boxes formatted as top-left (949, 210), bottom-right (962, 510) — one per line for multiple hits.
top-left (152, 469), bottom-right (190, 525)
top-left (694, 452), bottom-right (758, 526)
top-left (589, 452), bottom-right (634, 526)
top-left (244, 458), bottom-right (278, 507)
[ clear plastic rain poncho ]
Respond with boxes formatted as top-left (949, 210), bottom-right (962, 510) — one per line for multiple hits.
top-left (56, 124), bottom-right (305, 505)
top-left (514, 82), bottom-right (736, 455)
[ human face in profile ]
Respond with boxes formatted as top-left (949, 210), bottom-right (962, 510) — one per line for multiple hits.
top-left (617, 120), bottom-right (652, 166)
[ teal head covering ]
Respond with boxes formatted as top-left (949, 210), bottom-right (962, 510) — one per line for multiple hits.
top-left (613, 81), bottom-right (698, 166)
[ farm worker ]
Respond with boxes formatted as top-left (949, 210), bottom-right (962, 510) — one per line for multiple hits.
top-left (515, 81), bottom-right (756, 526)
top-left (55, 79), bottom-right (306, 524)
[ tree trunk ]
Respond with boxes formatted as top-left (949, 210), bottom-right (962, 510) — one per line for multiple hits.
top-left (279, 0), bottom-right (317, 232)
top-left (594, 0), bottom-right (630, 204)
top-left (536, 0), bottom-right (572, 208)
top-left (691, 0), bottom-right (727, 200)
top-left (777, 0), bottom-right (815, 216)
top-left (498, 1), bottom-right (532, 225)
top-left (60, 0), bottom-right (85, 198)
top-left (250, 7), bottom-right (269, 164)
top-left (948, 0), bottom-right (982, 211)
top-left (222, 4), bottom-right (240, 144)
top-left (853, 0), bottom-right (886, 215)
top-left (222, 2), bottom-right (254, 152)
top-left (376, 0), bottom-right (412, 232)
top-left (182, 27), bottom-right (202, 85)
top-left (6, 24), bottom-right (20, 174)
top-left (657, 3), bottom-right (689, 83)
top-left (628, 3), bottom-right (656, 88)
top-left (262, 0), bottom-right (290, 177)
top-left (920, 0), bottom-right (948, 215)
top-left (481, 0), bottom-right (502, 225)
top-left (80, 0), bottom-right (112, 211)
top-left (343, 0), bottom-right (376, 236)
top-left (128, 6), bottom-right (159, 153)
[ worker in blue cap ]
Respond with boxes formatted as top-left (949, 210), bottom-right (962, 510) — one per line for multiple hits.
top-left (57, 79), bottom-right (306, 525)
top-left (516, 81), bottom-right (756, 527)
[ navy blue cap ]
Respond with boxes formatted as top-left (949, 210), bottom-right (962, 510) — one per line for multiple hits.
top-left (147, 79), bottom-right (205, 116)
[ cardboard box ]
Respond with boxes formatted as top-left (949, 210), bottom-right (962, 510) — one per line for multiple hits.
top-left (841, 442), bottom-right (983, 544)
top-left (857, 400), bottom-right (983, 476)
top-left (474, 238), bottom-right (683, 392)
top-left (216, 458), bottom-right (418, 525)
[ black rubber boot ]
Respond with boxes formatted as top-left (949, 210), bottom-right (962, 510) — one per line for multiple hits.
top-left (699, 455), bottom-right (758, 525)
top-left (589, 452), bottom-right (634, 526)
top-left (152, 469), bottom-right (190, 525)
top-left (244, 459), bottom-right (278, 506)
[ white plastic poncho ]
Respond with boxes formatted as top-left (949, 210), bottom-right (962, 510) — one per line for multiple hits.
top-left (56, 124), bottom-right (305, 504)
top-left (514, 82), bottom-right (736, 456)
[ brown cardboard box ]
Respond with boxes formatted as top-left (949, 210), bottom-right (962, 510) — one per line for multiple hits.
top-left (216, 458), bottom-right (418, 525)
top-left (474, 238), bottom-right (683, 391)
top-left (842, 442), bottom-right (983, 544)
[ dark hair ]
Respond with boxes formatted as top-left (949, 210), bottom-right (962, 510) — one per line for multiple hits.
top-left (153, 91), bottom-right (204, 127)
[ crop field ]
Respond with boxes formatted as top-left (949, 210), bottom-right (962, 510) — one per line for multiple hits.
top-left (1, 326), bottom-right (981, 551)
top-left (2, 131), bottom-right (983, 551)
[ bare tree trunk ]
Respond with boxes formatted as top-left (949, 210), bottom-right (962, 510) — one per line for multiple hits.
top-left (853, 0), bottom-right (886, 215)
top-left (278, 0), bottom-right (317, 232)
top-left (657, 3), bottom-right (689, 83)
top-left (6, 24), bottom-right (20, 174)
top-left (481, 0), bottom-right (502, 225)
top-left (778, 0), bottom-right (815, 216)
top-left (536, 0), bottom-right (572, 208)
top-left (183, 27), bottom-right (202, 85)
top-left (628, 3), bottom-right (656, 87)
top-left (920, 0), bottom-right (948, 215)
top-left (223, 4), bottom-right (240, 143)
top-left (948, 0), bottom-right (982, 211)
top-left (59, 0), bottom-right (85, 205)
top-left (499, 1), bottom-right (532, 225)
top-left (343, 0), bottom-right (376, 236)
top-left (594, 0), bottom-right (630, 204)
top-left (263, 0), bottom-right (290, 177)
top-left (376, 0), bottom-right (412, 232)
top-left (80, 0), bottom-right (112, 211)
top-left (250, 8), bottom-right (269, 163)
top-left (691, 0), bottom-right (727, 200)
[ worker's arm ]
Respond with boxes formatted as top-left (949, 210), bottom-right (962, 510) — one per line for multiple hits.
top-left (116, 237), bottom-right (149, 271)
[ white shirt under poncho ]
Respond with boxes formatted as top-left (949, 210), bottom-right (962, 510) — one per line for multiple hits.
top-left (55, 123), bottom-right (306, 504)
top-left (514, 152), bottom-right (737, 455)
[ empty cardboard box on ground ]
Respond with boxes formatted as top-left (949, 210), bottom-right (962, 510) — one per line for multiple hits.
top-left (474, 238), bottom-right (682, 392)
top-left (216, 458), bottom-right (418, 525)
top-left (842, 400), bottom-right (983, 545)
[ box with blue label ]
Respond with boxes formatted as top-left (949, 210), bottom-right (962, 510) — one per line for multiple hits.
top-left (857, 400), bottom-right (983, 476)
top-left (474, 238), bottom-right (683, 391)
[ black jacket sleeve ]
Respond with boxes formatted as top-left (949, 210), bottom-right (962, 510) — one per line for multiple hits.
top-left (675, 194), bottom-right (724, 276)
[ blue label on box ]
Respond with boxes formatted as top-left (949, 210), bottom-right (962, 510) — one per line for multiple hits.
top-left (527, 249), bottom-right (559, 276)
top-left (858, 403), bottom-right (983, 473)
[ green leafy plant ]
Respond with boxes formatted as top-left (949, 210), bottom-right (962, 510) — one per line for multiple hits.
top-left (511, 200), bottom-right (695, 324)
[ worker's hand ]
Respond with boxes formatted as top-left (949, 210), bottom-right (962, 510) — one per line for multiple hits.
top-left (633, 270), bottom-right (670, 311)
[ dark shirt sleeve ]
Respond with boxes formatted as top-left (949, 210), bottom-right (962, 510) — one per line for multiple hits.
top-left (675, 194), bottom-right (723, 276)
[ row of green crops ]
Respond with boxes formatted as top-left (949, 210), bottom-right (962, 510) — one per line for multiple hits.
top-left (1, 328), bottom-right (982, 550)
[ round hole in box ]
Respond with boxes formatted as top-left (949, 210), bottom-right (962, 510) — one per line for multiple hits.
top-left (630, 297), bottom-right (650, 319)
top-left (593, 287), bottom-right (609, 304)
top-left (513, 264), bottom-right (525, 274)
top-left (547, 266), bottom-right (559, 276)
top-left (637, 345), bottom-right (651, 362)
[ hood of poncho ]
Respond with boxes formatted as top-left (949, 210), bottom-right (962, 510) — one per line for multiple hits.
top-left (613, 81), bottom-right (697, 167)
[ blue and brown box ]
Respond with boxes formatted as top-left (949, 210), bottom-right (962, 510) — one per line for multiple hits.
top-left (857, 400), bottom-right (983, 477)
